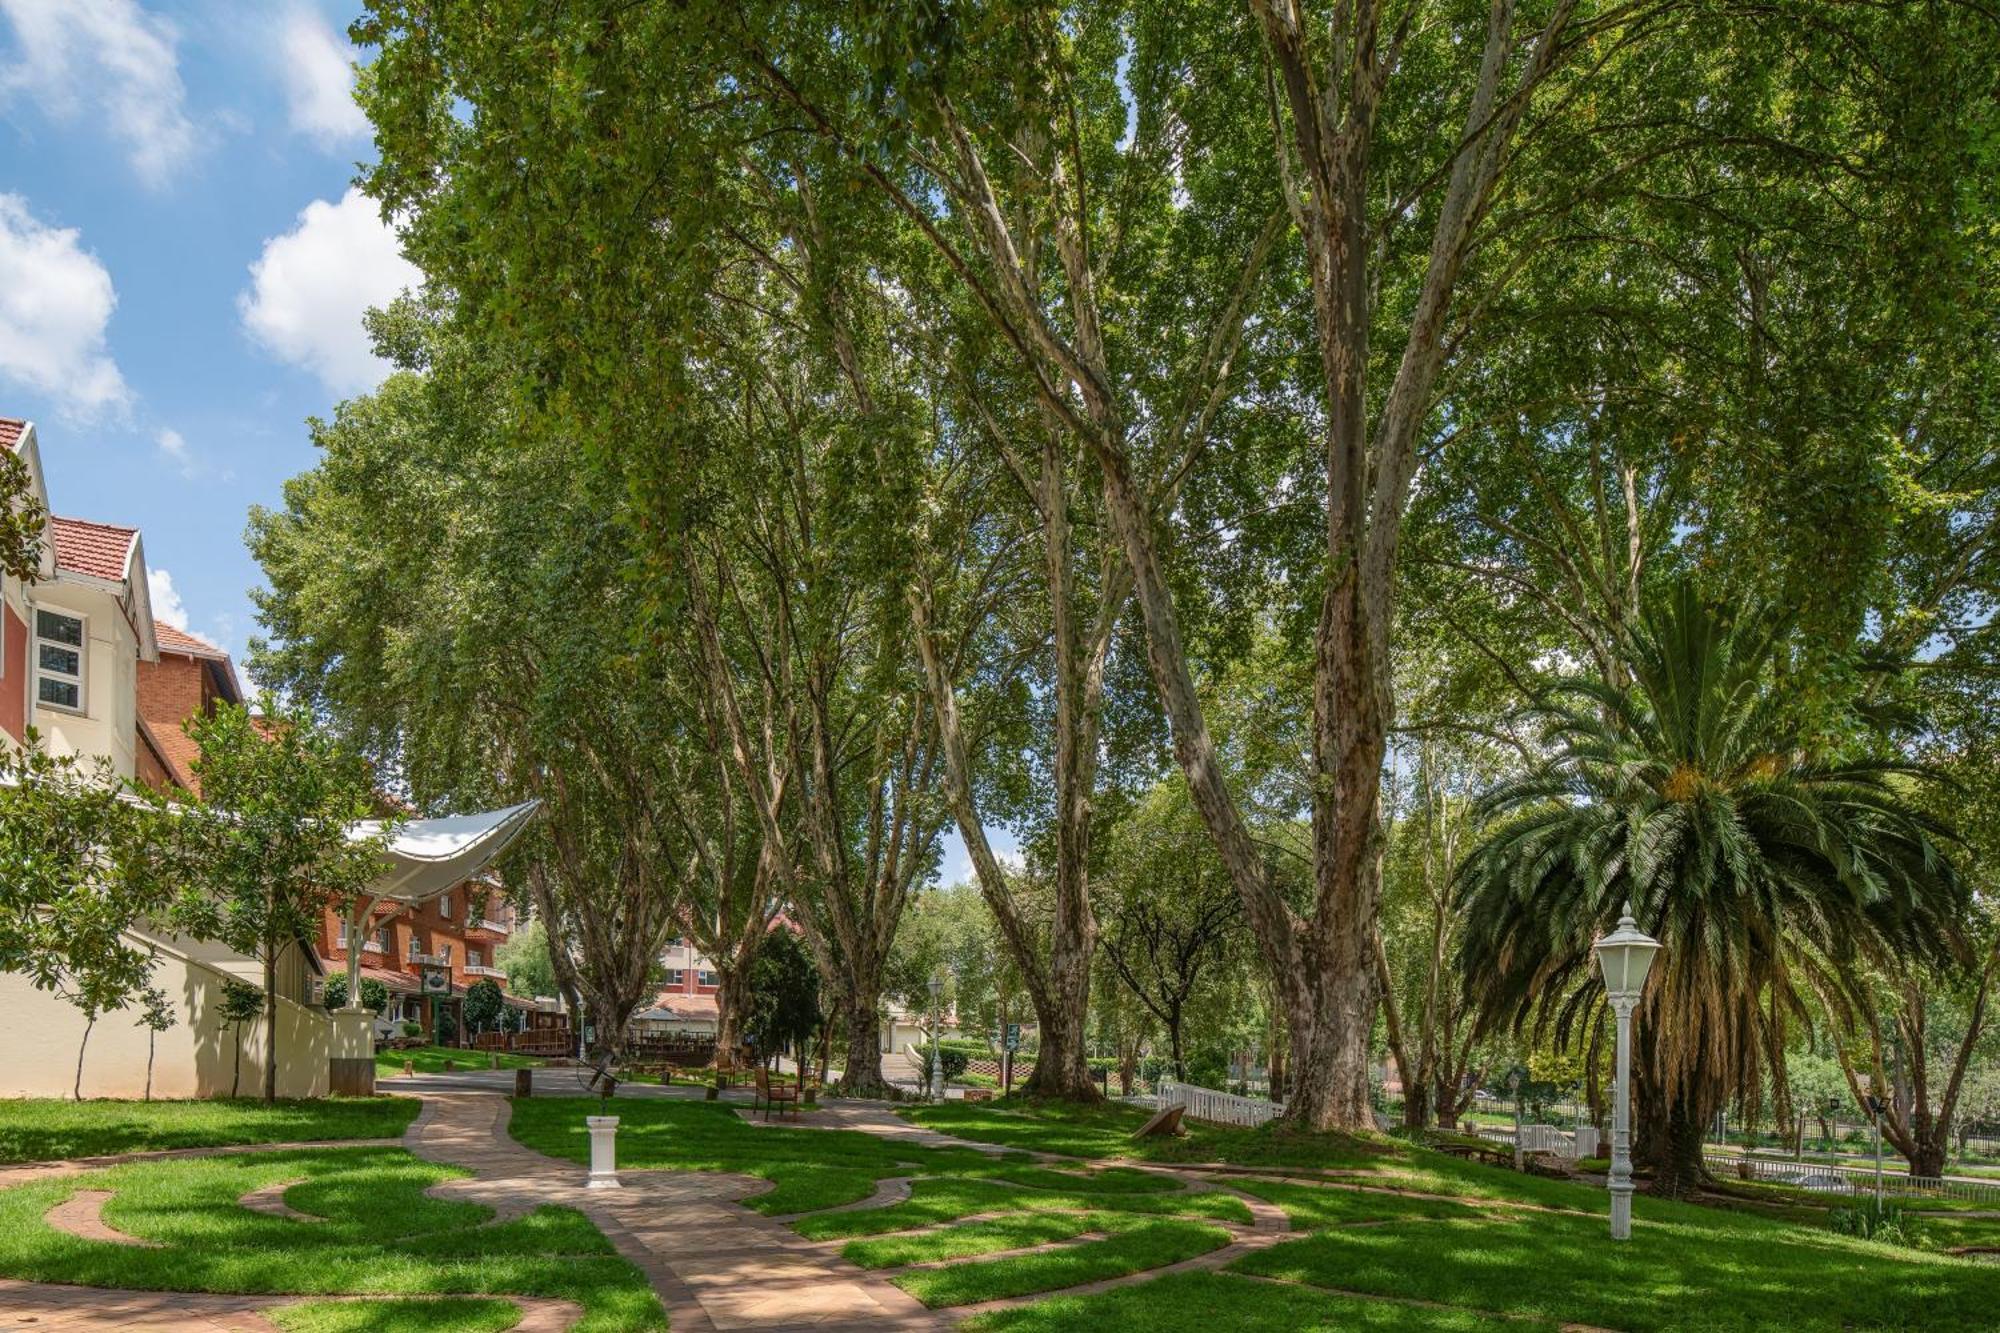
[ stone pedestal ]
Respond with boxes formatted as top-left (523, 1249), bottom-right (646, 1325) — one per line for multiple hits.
top-left (587, 1116), bottom-right (621, 1189)
top-left (329, 1009), bottom-right (377, 1097)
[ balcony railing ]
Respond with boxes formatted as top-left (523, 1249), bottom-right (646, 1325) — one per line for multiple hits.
top-left (464, 964), bottom-right (507, 979)
top-left (475, 918), bottom-right (512, 935)
top-left (413, 952), bottom-right (451, 968)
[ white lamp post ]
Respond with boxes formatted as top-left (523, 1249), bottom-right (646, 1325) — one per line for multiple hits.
top-left (1593, 900), bottom-right (1661, 1242)
top-left (928, 971), bottom-right (946, 1101)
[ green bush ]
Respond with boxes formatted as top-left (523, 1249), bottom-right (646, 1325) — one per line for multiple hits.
top-left (1829, 1199), bottom-right (1919, 1248)
top-left (913, 1044), bottom-right (970, 1082)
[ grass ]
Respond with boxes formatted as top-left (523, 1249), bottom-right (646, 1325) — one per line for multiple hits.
top-left (889, 1218), bottom-right (1231, 1307)
top-left (376, 1046), bottom-right (544, 1077)
top-left (962, 1269), bottom-right (1517, 1331)
top-left (1230, 1197), bottom-right (2000, 1330)
top-left (841, 1211), bottom-right (1107, 1268)
top-left (0, 1146), bottom-right (663, 1333)
top-left (1223, 1176), bottom-right (1486, 1228)
top-left (507, 1095), bottom-right (1240, 1221)
top-left (268, 1297), bottom-right (525, 1332)
top-left (0, 1098), bottom-right (420, 1164)
top-left (792, 1176), bottom-right (1250, 1240)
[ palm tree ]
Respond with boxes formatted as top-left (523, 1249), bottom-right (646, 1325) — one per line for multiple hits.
top-left (1454, 582), bottom-right (1967, 1197)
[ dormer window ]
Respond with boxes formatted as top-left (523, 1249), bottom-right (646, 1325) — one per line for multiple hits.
top-left (34, 608), bottom-right (84, 713)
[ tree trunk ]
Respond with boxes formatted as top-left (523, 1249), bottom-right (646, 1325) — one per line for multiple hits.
top-left (1638, 1087), bottom-right (1711, 1199)
top-left (837, 997), bottom-right (892, 1098)
top-left (1167, 1009), bottom-right (1188, 1084)
top-left (74, 1018), bottom-right (93, 1101)
top-left (145, 1034), bottom-right (155, 1102)
top-left (263, 939), bottom-right (279, 1105)
top-left (1274, 898), bottom-right (1381, 1130)
top-left (714, 966), bottom-right (744, 1058)
top-left (231, 1022), bottom-right (244, 1098)
top-left (1403, 1080), bottom-right (1434, 1130)
top-left (1910, 1139), bottom-right (1947, 1181)
top-left (1022, 966), bottom-right (1099, 1101)
top-left (582, 986), bottom-right (641, 1061)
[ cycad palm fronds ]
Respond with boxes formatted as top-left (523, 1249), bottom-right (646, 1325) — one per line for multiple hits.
top-left (1455, 581), bottom-right (1966, 1135)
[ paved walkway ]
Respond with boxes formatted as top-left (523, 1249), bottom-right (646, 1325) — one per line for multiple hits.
top-left (403, 1091), bottom-right (953, 1332)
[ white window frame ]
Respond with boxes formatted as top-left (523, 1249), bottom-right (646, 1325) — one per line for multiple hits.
top-left (32, 605), bottom-right (86, 716)
top-left (697, 969), bottom-right (719, 987)
top-left (468, 948), bottom-right (482, 969)
top-left (408, 934), bottom-right (421, 961)
top-left (439, 892), bottom-right (452, 919)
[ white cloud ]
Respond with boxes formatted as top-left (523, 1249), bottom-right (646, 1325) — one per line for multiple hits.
top-left (148, 566), bottom-right (187, 630)
top-left (0, 0), bottom-right (197, 188)
top-left (0, 195), bottom-right (129, 419)
top-left (155, 426), bottom-right (193, 474)
top-left (278, 7), bottom-right (367, 147)
top-left (238, 187), bottom-right (421, 395)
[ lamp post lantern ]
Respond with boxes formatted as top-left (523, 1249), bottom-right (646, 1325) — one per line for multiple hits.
top-left (927, 971), bottom-right (946, 1101)
top-left (1593, 901), bottom-right (1661, 1241)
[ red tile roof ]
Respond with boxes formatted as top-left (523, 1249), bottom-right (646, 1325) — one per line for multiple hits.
top-left (49, 516), bottom-right (137, 582)
top-left (155, 622), bottom-right (228, 659)
top-left (0, 418), bottom-right (24, 451)
top-left (647, 991), bottom-right (719, 1018)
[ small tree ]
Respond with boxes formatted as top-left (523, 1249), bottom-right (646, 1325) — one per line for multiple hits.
top-left (496, 918), bottom-right (559, 998)
top-left (1, 739), bottom-right (185, 1022)
top-left (183, 701), bottom-right (391, 1104)
top-left (322, 975), bottom-right (389, 1014)
top-left (743, 929), bottom-right (821, 1072)
top-left (134, 984), bottom-right (176, 1101)
top-left (464, 978), bottom-right (505, 1035)
top-left (219, 978), bottom-right (264, 1098)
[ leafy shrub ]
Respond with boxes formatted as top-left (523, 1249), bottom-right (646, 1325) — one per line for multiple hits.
top-left (912, 1043), bottom-right (970, 1081)
top-left (1829, 1199), bottom-right (1919, 1248)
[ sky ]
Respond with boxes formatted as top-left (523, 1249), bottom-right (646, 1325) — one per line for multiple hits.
top-left (0, 0), bottom-right (415, 661)
top-left (0, 0), bottom-right (1014, 884)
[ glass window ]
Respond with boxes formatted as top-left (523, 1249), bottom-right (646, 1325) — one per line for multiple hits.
top-left (33, 609), bottom-right (84, 711)
top-left (468, 949), bottom-right (482, 968)
top-left (408, 935), bottom-right (421, 960)
top-left (697, 970), bottom-right (719, 987)
top-left (438, 892), bottom-right (451, 918)
top-left (664, 968), bottom-right (684, 986)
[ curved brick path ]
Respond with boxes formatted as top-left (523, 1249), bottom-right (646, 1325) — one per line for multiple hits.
top-left (404, 1091), bottom-right (953, 1332)
top-left (3, 1086), bottom-right (1306, 1331)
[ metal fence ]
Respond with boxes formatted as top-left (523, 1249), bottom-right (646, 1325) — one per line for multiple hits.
top-left (1156, 1079), bottom-right (1285, 1128)
top-left (1708, 1151), bottom-right (2000, 1204)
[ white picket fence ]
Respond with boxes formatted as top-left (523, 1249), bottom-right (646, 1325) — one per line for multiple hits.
top-left (1475, 1123), bottom-right (1601, 1159)
top-left (1156, 1079), bottom-right (1284, 1128)
top-left (1711, 1151), bottom-right (2000, 1204)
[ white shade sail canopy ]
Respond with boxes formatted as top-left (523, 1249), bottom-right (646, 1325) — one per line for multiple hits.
top-left (352, 799), bottom-right (541, 905)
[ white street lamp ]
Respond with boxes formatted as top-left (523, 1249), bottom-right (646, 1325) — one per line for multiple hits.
top-left (1593, 900), bottom-right (1661, 1242)
top-left (928, 971), bottom-right (946, 1101)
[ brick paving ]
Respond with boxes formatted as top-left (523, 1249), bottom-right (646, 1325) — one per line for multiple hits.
top-left (3, 1082), bottom-right (1288, 1331)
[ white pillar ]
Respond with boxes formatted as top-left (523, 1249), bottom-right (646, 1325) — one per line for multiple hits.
top-left (1609, 995), bottom-right (1636, 1241)
top-left (586, 1116), bottom-right (621, 1189)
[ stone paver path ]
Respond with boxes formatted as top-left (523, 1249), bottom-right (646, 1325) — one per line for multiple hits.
top-left (406, 1092), bottom-right (954, 1332)
top-left (42, 1190), bottom-right (159, 1247)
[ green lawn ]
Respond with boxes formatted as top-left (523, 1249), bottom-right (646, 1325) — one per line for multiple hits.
top-left (1230, 1199), bottom-right (2000, 1331)
top-left (962, 1269), bottom-right (1517, 1331)
top-left (0, 1098), bottom-right (419, 1164)
top-left (376, 1046), bottom-right (544, 1077)
top-left (506, 1095), bottom-right (1245, 1221)
top-left (0, 1145), bottom-right (663, 1332)
top-left (269, 1297), bottom-right (525, 1332)
top-left (889, 1218), bottom-right (1233, 1307)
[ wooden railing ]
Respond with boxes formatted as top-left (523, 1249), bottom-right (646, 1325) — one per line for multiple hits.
top-left (1157, 1079), bottom-right (1284, 1128)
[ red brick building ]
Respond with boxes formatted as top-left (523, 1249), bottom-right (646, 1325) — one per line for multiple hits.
top-left (312, 875), bottom-right (529, 1040)
top-left (136, 623), bottom-right (245, 792)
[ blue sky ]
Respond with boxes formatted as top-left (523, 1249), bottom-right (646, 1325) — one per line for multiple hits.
top-left (0, 0), bottom-right (414, 662)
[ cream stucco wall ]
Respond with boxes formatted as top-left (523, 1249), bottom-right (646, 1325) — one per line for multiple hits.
top-left (27, 580), bottom-right (139, 780)
top-left (0, 929), bottom-right (331, 1101)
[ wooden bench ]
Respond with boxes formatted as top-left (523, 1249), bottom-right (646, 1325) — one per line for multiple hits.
top-left (754, 1067), bottom-right (801, 1120)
